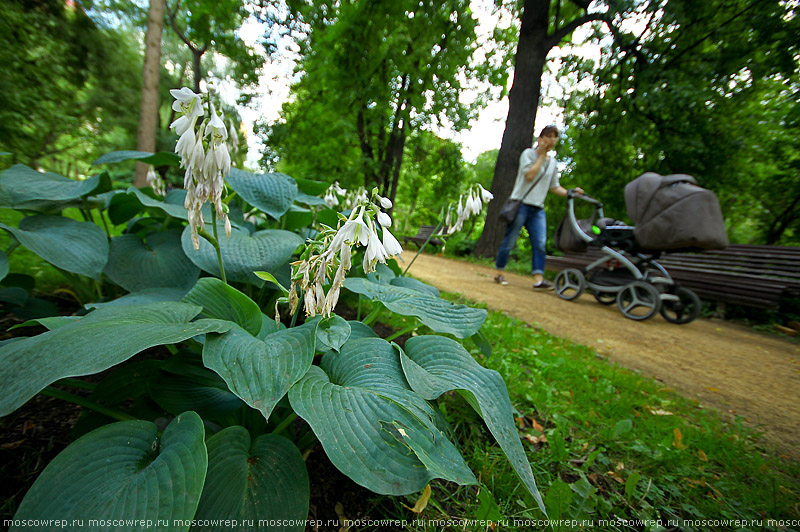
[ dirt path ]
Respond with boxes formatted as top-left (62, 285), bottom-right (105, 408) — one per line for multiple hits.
top-left (403, 252), bottom-right (800, 460)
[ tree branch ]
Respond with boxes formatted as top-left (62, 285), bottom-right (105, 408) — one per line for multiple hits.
top-left (547, 12), bottom-right (606, 48)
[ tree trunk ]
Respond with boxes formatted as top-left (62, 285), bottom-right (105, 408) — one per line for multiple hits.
top-left (472, 0), bottom-right (551, 258)
top-left (135, 0), bottom-right (165, 188)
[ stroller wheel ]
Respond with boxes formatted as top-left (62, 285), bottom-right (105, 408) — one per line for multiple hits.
top-left (555, 268), bottom-right (585, 301)
top-left (593, 290), bottom-right (617, 305)
top-left (660, 287), bottom-right (701, 324)
top-left (616, 281), bottom-right (661, 321)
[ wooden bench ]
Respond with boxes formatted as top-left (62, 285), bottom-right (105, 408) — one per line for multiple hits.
top-left (401, 225), bottom-right (446, 250)
top-left (546, 244), bottom-right (800, 311)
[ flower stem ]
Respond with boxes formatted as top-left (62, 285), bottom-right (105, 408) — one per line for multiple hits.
top-left (402, 221), bottom-right (443, 276)
top-left (210, 209), bottom-right (227, 284)
top-left (41, 386), bottom-right (135, 422)
top-left (271, 413), bottom-right (298, 436)
top-left (386, 323), bottom-right (419, 342)
top-left (362, 304), bottom-right (383, 326)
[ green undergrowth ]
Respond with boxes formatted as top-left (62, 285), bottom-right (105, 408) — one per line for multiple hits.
top-left (374, 293), bottom-right (800, 532)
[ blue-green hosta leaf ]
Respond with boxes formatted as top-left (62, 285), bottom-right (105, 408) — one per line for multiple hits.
top-left (11, 412), bottom-right (207, 532)
top-left (344, 278), bottom-right (486, 339)
top-left (0, 215), bottom-right (108, 280)
top-left (181, 225), bottom-right (303, 286)
top-left (347, 320), bottom-right (380, 340)
top-left (0, 164), bottom-right (111, 211)
top-left (288, 338), bottom-right (477, 495)
top-left (150, 367), bottom-right (244, 421)
top-left (127, 187), bottom-right (193, 220)
top-left (92, 150), bottom-right (181, 167)
top-left (203, 323), bottom-right (316, 420)
top-left (401, 335), bottom-right (545, 514)
top-left (0, 302), bottom-right (231, 417)
top-left (183, 278), bottom-right (262, 337)
top-left (0, 249), bottom-right (8, 282)
top-left (85, 288), bottom-right (189, 310)
top-left (315, 315), bottom-right (351, 352)
top-left (227, 168), bottom-right (297, 219)
top-left (390, 277), bottom-right (440, 297)
top-left (193, 428), bottom-right (309, 532)
top-left (294, 192), bottom-right (328, 207)
top-left (105, 230), bottom-right (200, 292)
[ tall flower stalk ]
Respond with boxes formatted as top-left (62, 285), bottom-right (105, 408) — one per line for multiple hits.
top-left (170, 86), bottom-right (232, 283)
top-left (290, 188), bottom-right (403, 318)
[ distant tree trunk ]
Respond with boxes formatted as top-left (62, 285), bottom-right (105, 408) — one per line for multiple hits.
top-left (472, 0), bottom-right (550, 258)
top-left (135, 0), bottom-right (165, 187)
top-left (473, 0), bottom-right (603, 258)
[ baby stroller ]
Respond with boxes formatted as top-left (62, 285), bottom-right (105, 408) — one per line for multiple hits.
top-left (552, 173), bottom-right (729, 323)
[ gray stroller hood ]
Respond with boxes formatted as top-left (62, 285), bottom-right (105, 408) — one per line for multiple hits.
top-left (624, 172), bottom-right (729, 251)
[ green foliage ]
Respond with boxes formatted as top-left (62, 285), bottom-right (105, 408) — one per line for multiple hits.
top-left (563, 0), bottom-right (800, 244)
top-left (0, 152), bottom-right (543, 525)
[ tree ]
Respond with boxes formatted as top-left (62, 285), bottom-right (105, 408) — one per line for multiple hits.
top-left (472, 0), bottom-right (612, 257)
top-left (264, 0), bottom-right (497, 209)
top-left (0, 0), bottom-right (142, 173)
top-left (135, 0), bottom-right (166, 187)
top-left (562, 0), bottom-right (800, 244)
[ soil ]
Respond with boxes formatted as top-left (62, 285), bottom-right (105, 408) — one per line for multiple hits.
top-left (403, 251), bottom-right (800, 461)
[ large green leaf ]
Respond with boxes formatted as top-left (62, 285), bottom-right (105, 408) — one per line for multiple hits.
top-left (127, 187), bottom-right (193, 220)
top-left (105, 230), bottom-right (200, 292)
top-left (203, 323), bottom-right (316, 420)
top-left (86, 288), bottom-right (189, 310)
top-left (0, 215), bottom-right (109, 280)
top-left (183, 278), bottom-right (262, 337)
top-left (181, 225), bottom-right (303, 286)
top-left (288, 338), bottom-right (477, 495)
top-left (0, 164), bottom-right (111, 211)
top-left (92, 150), bottom-right (181, 167)
top-left (150, 356), bottom-right (244, 421)
top-left (344, 278), bottom-right (486, 339)
top-left (0, 249), bottom-right (8, 282)
top-left (227, 168), bottom-right (297, 219)
top-left (401, 335), bottom-right (545, 514)
top-left (0, 302), bottom-right (231, 416)
top-left (12, 412), bottom-right (207, 532)
top-left (193, 428), bottom-right (309, 532)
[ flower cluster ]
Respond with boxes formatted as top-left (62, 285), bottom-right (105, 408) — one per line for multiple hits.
top-left (444, 183), bottom-right (493, 235)
top-left (290, 189), bottom-right (403, 317)
top-left (145, 166), bottom-right (166, 196)
top-left (170, 87), bottom-right (232, 249)
top-left (323, 181), bottom-right (347, 208)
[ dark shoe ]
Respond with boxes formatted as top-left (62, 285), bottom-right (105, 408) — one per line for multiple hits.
top-left (494, 274), bottom-right (508, 286)
top-left (533, 279), bottom-right (553, 291)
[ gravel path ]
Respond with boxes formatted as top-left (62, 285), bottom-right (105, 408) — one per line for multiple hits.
top-left (403, 252), bottom-right (800, 461)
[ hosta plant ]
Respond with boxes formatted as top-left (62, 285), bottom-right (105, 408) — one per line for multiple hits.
top-left (0, 125), bottom-right (544, 530)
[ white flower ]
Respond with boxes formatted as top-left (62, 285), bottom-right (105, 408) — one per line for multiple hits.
top-left (378, 195), bottom-right (392, 209)
top-left (170, 88), bottom-right (203, 120)
top-left (382, 227), bottom-right (403, 258)
top-left (377, 211), bottom-right (392, 227)
top-left (323, 189), bottom-right (339, 208)
top-left (363, 226), bottom-right (388, 272)
top-left (205, 104), bottom-right (228, 141)
top-left (175, 123), bottom-right (197, 163)
top-left (478, 184), bottom-right (494, 202)
top-left (327, 207), bottom-right (370, 254)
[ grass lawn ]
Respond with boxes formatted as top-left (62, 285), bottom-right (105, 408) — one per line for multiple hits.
top-left (376, 295), bottom-right (800, 531)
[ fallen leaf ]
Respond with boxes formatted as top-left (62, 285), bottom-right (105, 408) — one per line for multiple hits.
top-left (606, 471), bottom-right (625, 484)
top-left (1, 439), bottom-right (26, 450)
top-left (515, 417), bottom-right (525, 429)
top-left (673, 428), bottom-right (687, 450)
top-left (531, 418), bottom-right (544, 432)
top-left (335, 502), bottom-right (350, 532)
top-left (698, 450), bottom-right (708, 462)
top-left (647, 408), bottom-right (674, 416)
top-left (706, 387), bottom-right (719, 393)
top-left (588, 473), bottom-right (599, 484)
top-left (404, 484), bottom-right (432, 514)
top-left (22, 421), bottom-right (36, 434)
top-left (615, 462), bottom-right (625, 471)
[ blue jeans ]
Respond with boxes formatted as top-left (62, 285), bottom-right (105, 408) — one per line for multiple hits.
top-left (495, 203), bottom-right (547, 275)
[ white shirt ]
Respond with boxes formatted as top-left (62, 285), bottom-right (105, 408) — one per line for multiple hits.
top-left (510, 147), bottom-right (560, 207)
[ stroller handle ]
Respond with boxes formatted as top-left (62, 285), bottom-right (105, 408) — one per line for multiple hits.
top-left (567, 189), bottom-right (603, 207)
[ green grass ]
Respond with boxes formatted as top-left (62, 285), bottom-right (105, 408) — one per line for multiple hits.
top-left (374, 295), bottom-right (800, 531)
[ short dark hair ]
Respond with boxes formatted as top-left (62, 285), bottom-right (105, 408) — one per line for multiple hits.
top-left (539, 125), bottom-right (559, 137)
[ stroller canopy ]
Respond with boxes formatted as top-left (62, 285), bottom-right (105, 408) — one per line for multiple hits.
top-left (624, 172), bottom-right (728, 251)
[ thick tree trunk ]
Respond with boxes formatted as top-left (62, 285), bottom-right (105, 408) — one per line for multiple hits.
top-left (135, 0), bottom-right (165, 188)
top-left (472, 0), bottom-right (550, 258)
